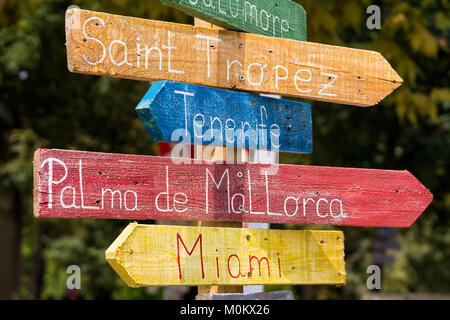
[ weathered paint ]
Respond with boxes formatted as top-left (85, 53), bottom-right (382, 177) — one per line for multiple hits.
top-left (136, 80), bottom-right (312, 153)
top-left (34, 149), bottom-right (433, 227)
top-left (65, 8), bottom-right (403, 107)
top-left (160, 0), bottom-right (307, 41)
top-left (105, 223), bottom-right (346, 286)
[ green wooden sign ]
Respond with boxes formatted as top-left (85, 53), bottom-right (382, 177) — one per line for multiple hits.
top-left (160, 0), bottom-right (307, 41)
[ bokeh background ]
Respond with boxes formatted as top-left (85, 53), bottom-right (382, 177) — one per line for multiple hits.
top-left (0, 0), bottom-right (449, 299)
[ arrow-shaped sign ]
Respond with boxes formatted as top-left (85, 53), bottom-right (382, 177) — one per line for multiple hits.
top-left (65, 8), bottom-right (402, 107)
top-left (136, 81), bottom-right (312, 153)
top-left (34, 149), bottom-right (432, 227)
top-left (160, 0), bottom-right (307, 41)
top-left (105, 223), bottom-right (346, 286)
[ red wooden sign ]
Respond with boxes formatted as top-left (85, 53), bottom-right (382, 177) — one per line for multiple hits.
top-left (34, 148), bottom-right (432, 227)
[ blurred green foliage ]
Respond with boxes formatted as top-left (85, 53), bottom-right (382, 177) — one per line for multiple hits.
top-left (0, 0), bottom-right (448, 299)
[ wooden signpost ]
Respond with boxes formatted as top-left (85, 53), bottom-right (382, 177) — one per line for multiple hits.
top-left (34, 148), bottom-right (432, 227)
top-left (136, 80), bottom-right (312, 153)
top-left (65, 8), bottom-right (403, 107)
top-left (105, 223), bottom-right (346, 286)
top-left (31, 3), bottom-right (432, 300)
top-left (160, 0), bottom-right (307, 41)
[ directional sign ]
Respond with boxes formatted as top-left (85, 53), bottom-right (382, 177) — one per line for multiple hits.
top-left (105, 223), bottom-right (346, 286)
top-left (136, 81), bottom-right (312, 153)
top-left (65, 8), bottom-right (403, 107)
top-left (160, 0), bottom-right (307, 41)
top-left (34, 149), bottom-right (433, 227)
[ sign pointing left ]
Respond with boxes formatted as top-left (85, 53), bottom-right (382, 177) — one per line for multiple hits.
top-left (136, 81), bottom-right (312, 153)
top-left (105, 223), bottom-right (346, 287)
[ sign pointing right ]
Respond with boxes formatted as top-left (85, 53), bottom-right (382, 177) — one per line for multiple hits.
top-left (160, 0), bottom-right (307, 41)
top-left (65, 8), bottom-right (403, 107)
top-left (34, 149), bottom-right (433, 227)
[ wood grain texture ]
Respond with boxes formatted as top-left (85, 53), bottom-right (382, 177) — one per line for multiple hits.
top-left (34, 148), bottom-right (433, 227)
top-left (197, 219), bottom-right (244, 294)
top-left (65, 8), bottom-right (403, 107)
top-left (105, 223), bottom-right (346, 286)
top-left (136, 80), bottom-right (312, 153)
top-left (160, 0), bottom-right (307, 41)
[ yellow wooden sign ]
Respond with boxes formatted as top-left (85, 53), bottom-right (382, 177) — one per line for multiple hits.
top-left (65, 8), bottom-right (402, 107)
top-left (105, 223), bottom-right (346, 287)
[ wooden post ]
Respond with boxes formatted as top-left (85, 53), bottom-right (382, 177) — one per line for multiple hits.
top-left (195, 18), bottom-right (244, 296)
top-left (243, 93), bottom-right (280, 295)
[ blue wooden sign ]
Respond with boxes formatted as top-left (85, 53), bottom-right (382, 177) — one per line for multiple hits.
top-left (136, 81), bottom-right (312, 153)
